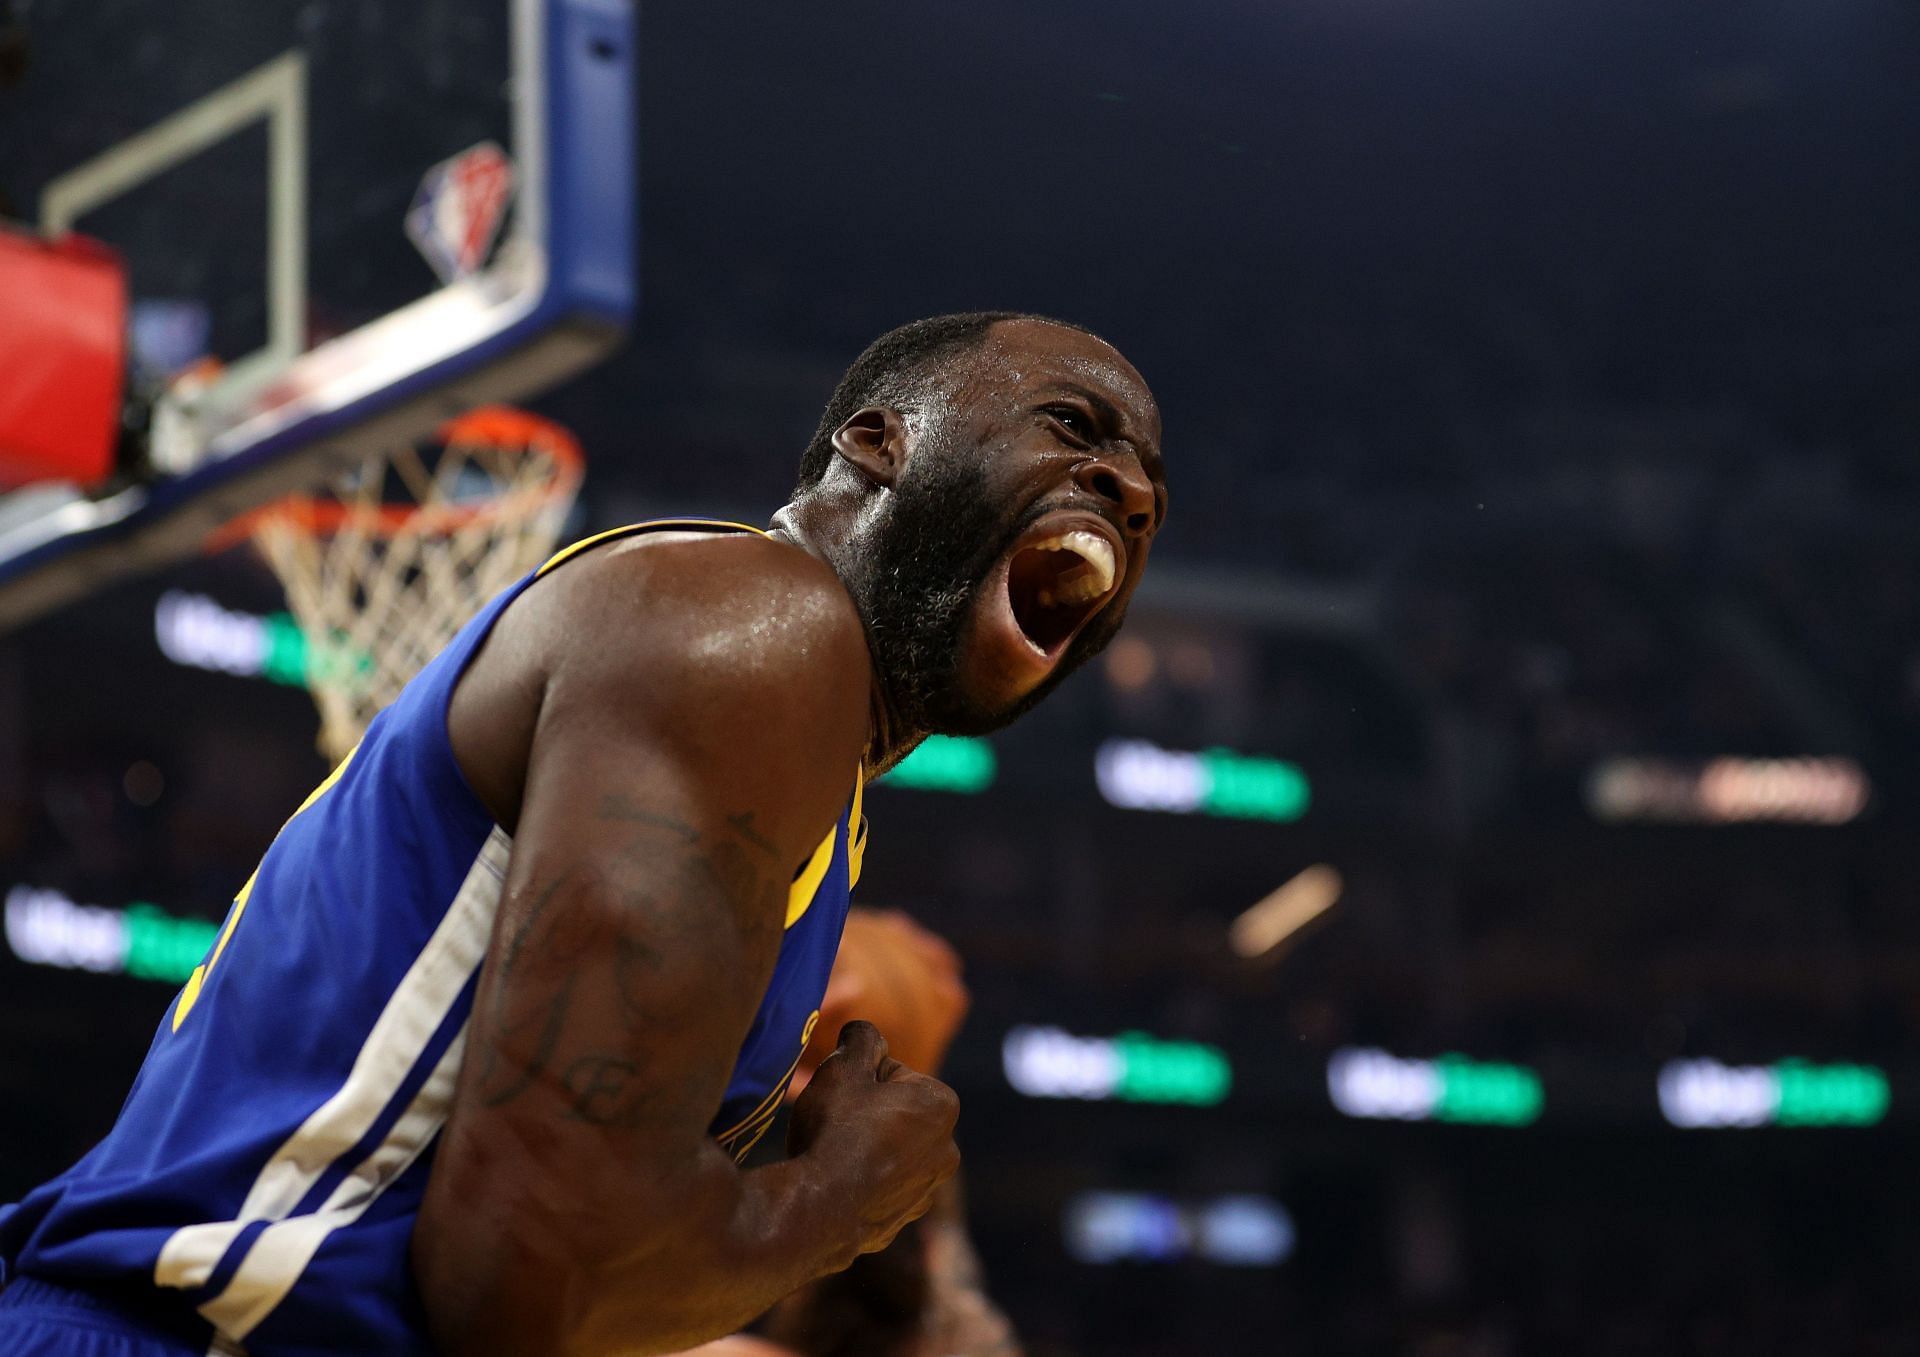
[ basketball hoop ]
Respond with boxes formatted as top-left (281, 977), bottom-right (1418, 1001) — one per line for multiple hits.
top-left (234, 405), bottom-right (583, 762)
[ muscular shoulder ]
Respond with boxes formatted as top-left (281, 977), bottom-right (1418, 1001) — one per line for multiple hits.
top-left (537, 532), bottom-right (870, 764)
top-left (452, 531), bottom-right (869, 833)
top-left (548, 532), bottom-right (863, 680)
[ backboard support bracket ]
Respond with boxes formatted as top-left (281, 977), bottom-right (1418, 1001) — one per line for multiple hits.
top-left (41, 50), bottom-right (309, 427)
top-left (0, 0), bottom-right (635, 634)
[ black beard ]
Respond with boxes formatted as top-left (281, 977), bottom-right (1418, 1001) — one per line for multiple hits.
top-left (848, 448), bottom-right (1127, 743)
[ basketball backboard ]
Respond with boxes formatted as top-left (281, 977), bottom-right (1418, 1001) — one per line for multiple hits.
top-left (0, 0), bottom-right (634, 631)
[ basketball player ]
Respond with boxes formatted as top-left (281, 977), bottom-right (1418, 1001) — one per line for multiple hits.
top-left (0, 312), bottom-right (1166, 1356)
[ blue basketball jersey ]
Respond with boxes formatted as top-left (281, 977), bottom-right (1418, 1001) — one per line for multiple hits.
top-left (0, 521), bottom-right (866, 1355)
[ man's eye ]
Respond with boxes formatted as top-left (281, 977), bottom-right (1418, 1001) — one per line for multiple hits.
top-left (1047, 408), bottom-right (1091, 441)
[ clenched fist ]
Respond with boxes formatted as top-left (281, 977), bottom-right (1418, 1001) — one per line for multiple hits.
top-left (786, 1020), bottom-right (961, 1261)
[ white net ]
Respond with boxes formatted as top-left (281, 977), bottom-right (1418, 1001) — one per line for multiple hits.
top-left (247, 407), bottom-right (583, 762)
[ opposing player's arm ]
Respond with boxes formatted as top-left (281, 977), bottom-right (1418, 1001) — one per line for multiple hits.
top-left (413, 538), bottom-right (957, 1356)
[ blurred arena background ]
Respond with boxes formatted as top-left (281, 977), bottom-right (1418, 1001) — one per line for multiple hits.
top-left (5, 1), bottom-right (1920, 1353)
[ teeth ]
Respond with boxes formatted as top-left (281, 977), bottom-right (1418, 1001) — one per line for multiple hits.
top-left (1029, 530), bottom-right (1117, 603)
top-left (1052, 574), bottom-right (1103, 606)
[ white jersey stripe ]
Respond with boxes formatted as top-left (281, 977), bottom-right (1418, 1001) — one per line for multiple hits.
top-left (155, 826), bottom-right (509, 1297)
top-left (203, 1027), bottom-right (471, 1339)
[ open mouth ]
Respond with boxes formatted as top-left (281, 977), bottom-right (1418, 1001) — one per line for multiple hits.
top-left (1004, 524), bottom-right (1121, 657)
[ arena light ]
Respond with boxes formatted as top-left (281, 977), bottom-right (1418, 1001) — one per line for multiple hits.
top-left (1657, 1058), bottom-right (1889, 1129)
top-left (1230, 864), bottom-right (1342, 958)
top-left (1003, 1025), bottom-right (1233, 1106)
top-left (1587, 756), bottom-right (1868, 825)
top-left (1199, 1195), bottom-right (1296, 1267)
top-left (155, 591), bottom-right (368, 689)
top-left (1094, 738), bottom-right (1309, 822)
top-left (4, 885), bottom-right (218, 984)
top-left (1064, 1191), bottom-right (1294, 1267)
top-left (879, 734), bottom-right (996, 793)
top-left (156, 591), bottom-right (295, 683)
top-left (1326, 1046), bottom-right (1543, 1127)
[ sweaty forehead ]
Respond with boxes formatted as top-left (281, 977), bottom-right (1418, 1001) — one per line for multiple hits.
top-left (970, 319), bottom-right (1161, 442)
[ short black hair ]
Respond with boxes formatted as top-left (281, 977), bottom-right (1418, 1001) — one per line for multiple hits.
top-left (793, 310), bottom-right (1092, 494)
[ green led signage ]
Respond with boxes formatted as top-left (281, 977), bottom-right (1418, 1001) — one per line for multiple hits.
top-left (882, 735), bottom-right (997, 794)
top-left (123, 904), bottom-right (222, 983)
top-left (1112, 1031), bottom-right (1234, 1106)
top-left (7, 886), bottom-right (218, 984)
top-left (1327, 1047), bottom-right (1546, 1127)
top-left (1095, 739), bottom-right (1310, 822)
top-left (157, 591), bottom-right (370, 690)
top-left (1004, 1026), bottom-right (1233, 1107)
top-left (1659, 1057), bottom-right (1891, 1128)
top-left (1201, 748), bottom-right (1311, 822)
top-left (1773, 1060), bottom-right (1889, 1127)
top-left (1432, 1055), bottom-right (1544, 1126)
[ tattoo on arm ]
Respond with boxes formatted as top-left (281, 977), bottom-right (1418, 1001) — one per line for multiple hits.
top-left (724, 811), bottom-right (777, 858)
top-left (560, 1055), bottom-right (648, 1126)
top-left (473, 797), bottom-right (792, 1126)
top-left (475, 871), bottom-right (582, 1108)
top-left (596, 793), bottom-right (699, 840)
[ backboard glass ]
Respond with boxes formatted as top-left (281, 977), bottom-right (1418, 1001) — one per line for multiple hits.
top-left (0, 0), bottom-right (633, 631)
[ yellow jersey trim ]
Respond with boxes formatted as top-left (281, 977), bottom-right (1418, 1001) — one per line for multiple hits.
top-left (786, 831), bottom-right (835, 930)
top-left (714, 1009), bottom-right (821, 1149)
top-left (847, 776), bottom-right (868, 891)
top-left (727, 1113), bottom-right (783, 1163)
top-left (535, 518), bottom-right (769, 578)
top-left (786, 770), bottom-right (864, 929)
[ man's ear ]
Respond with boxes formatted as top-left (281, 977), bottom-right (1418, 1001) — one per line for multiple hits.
top-left (831, 406), bottom-right (909, 489)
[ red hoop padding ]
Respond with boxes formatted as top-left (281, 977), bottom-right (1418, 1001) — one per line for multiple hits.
top-left (0, 228), bottom-right (127, 490)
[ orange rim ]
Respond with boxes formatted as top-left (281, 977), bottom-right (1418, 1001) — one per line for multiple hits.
top-left (437, 406), bottom-right (584, 463)
top-left (206, 406), bottom-right (583, 550)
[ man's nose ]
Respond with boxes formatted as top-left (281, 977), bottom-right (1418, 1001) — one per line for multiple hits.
top-left (1072, 454), bottom-right (1157, 538)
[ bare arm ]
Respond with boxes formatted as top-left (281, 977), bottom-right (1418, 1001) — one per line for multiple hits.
top-left (920, 1176), bottom-right (1025, 1357)
top-left (413, 538), bottom-right (956, 1355)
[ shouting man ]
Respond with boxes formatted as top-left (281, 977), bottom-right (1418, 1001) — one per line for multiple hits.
top-left (0, 312), bottom-right (1167, 1356)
